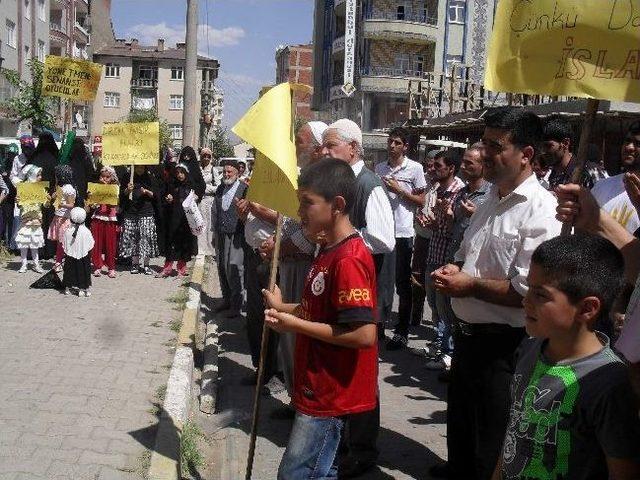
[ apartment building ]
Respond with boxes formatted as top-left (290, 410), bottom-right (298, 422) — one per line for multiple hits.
top-left (275, 43), bottom-right (316, 121)
top-left (210, 86), bottom-right (224, 129)
top-left (91, 38), bottom-right (219, 148)
top-left (312, 0), bottom-right (496, 160)
top-left (0, 0), bottom-right (50, 136)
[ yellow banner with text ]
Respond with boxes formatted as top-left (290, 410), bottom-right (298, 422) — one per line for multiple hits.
top-left (102, 122), bottom-right (160, 166)
top-left (41, 55), bottom-right (102, 102)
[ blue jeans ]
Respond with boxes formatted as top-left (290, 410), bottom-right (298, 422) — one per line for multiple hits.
top-left (426, 263), bottom-right (455, 355)
top-left (278, 412), bottom-right (343, 480)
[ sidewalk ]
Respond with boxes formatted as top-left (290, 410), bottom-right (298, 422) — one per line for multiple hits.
top-left (202, 281), bottom-right (447, 479)
top-left (0, 258), bottom-right (185, 480)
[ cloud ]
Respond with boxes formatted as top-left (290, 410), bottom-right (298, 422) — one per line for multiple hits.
top-left (123, 22), bottom-right (245, 51)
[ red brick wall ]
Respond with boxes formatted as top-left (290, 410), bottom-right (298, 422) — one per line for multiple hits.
top-left (284, 44), bottom-right (315, 120)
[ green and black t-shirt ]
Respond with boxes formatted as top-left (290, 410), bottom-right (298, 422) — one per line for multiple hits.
top-left (501, 334), bottom-right (640, 480)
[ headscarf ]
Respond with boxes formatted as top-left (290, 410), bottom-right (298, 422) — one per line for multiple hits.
top-left (100, 166), bottom-right (119, 185)
top-left (70, 207), bottom-right (87, 241)
top-left (175, 163), bottom-right (190, 174)
top-left (33, 132), bottom-right (60, 159)
top-left (20, 164), bottom-right (42, 183)
top-left (200, 147), bottom-right (212, 157)
top-left (55, 164), bottom-right (74, 186)
top-left (19, 134), bottom-right (35, 149)
top-left (179, 146), bottom-right (205, 198)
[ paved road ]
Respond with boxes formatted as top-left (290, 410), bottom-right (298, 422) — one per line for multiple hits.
top-left (201, 271), bottom-right (447, 480)
top-left (0, 257), bottom-right (183, 480)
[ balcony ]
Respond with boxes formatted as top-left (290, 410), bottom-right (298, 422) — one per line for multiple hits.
top-left (74, 22), bottom-right (89, 42)
top-left (360, 65), bottom-right (435, 94)
top-left (363, 10), bottom-right (438, 44)
top-left (50, 21), bottom-right (67, 35)
top-left (131, 78), bottom-right (158, 89)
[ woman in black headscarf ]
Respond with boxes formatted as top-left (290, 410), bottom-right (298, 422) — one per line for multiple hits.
top-left (178, 146), bottom-right (205, 200)
top-left (32, 132), bottom-right (60, 259)
top-left (68, 138), bottom-right (96, 206)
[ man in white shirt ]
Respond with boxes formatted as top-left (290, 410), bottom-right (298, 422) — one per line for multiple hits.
top-left (321, 118), bottom-right (395, 478)
top-left (375, 128), bottom-right (427, 350)
top-left (592, 121), bottom-right (640, 235)
top-left (430, 107), bottom-right (561, 480)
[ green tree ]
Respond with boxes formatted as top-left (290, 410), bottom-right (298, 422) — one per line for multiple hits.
top-left (0, 58), bottom-right (57, 131)
top-left (208, 127), bottom-right (235, 159)
top-left (124, 108), bottom-right (173, 152)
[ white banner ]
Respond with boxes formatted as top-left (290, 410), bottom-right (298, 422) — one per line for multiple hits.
top-left (342, 0), bottom-right (357, 97)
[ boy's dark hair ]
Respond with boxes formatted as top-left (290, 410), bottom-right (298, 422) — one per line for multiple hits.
top-left (543, 116), bottom-right (574, 146)
top-left (484, 107), bottom-right (543, 154)
top-left (434, 148), bottom-right (462, 174)
top-left (388, 127), bottom-right (409, 145)
top-left (299, 157), bottom-right (356, 214)
top-left (531, 233), bottom-right (624, 323)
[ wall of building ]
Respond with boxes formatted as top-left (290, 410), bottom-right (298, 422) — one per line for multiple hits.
top-left (91, 56), bottom-right (132, 135)
top-left (88, 0), bottom-right (114, 54)
top-left (367, 39), bottom-right (434, 71)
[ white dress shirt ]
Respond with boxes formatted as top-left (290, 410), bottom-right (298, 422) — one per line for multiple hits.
top-left (374, 157), bottom-right (427, 238)
top-left (452, 174), bottom-right (561, 327)
top-left (352, 160), bottom-right (395, 254)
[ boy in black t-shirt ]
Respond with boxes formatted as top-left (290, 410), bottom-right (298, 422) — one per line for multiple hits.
top-left (492, 234), bottom-right (640, 480)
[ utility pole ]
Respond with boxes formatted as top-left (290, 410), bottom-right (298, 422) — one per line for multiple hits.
top-left (182, 0), bottom-right (198, 147)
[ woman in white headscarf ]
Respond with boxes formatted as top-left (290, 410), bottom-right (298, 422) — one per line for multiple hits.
top-left (198, 147), bottom-right (216, 256)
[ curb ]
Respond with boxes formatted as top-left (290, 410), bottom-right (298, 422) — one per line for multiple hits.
top-left (148, 254), bottom-right (206, 480)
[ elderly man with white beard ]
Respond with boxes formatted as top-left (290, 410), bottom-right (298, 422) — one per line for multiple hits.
top-left (214, 159), bottom-right (248, 318)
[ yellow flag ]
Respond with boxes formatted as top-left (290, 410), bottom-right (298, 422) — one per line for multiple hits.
top-left (232, 83), bottom-right (303, 220)
top-left (41, 55), bottom-right (102, 102)
top-left (485, 0), bottom-right (640, 102)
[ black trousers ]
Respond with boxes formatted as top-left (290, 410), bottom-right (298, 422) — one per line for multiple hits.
top-left (244, 247), bottom-right (279, 380)
top-left (393, 237), bottom-right (414, 337)
top-left (338, 400), bottom-right (380, 468)
top-left (447, 324), bottom-right (526, 480)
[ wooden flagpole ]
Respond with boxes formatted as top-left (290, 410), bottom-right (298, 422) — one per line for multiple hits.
top-left (245, 213), bottom-right (283, 480)
top-left (561, 98), bottom-right (600, 236)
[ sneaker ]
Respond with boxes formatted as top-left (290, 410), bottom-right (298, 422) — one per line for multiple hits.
top-left (141, 266), bottom-right (153, 276)
top-left (177, 265), bottom-right (189, 276)
top-left (386, 333), bottom-right (408, 350)
top-left (64, 288), bottom-right (71, 296)
top-left (410, 342), bottom-right (438, 358)
top-left (78, 289), bottom-right (86, 297)
top-left (53, 263), bottom-right (63, 273)
top-left (84, 289), bottom-right (92, 297)
top-left (18, 263), bottom-right (28, 273)
top-left (156, 266), bottom-right (173, 278)
top-left (130, 265), bottom-right (140, 274)
top-left (108, 270), bottom-right (117, 278)
top-left (93, 269), bottom-right (102, 277)
top-left (425, 354), bottom-right (452, 371)
top-left (33, 262), bottom-right (44, 274)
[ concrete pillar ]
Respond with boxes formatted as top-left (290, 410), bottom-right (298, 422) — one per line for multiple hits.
top-left (182, 0), bottom-right (198, 148)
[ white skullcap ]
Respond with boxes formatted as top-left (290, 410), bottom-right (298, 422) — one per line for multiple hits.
top-left (326, 119), bottom-right (362, 147)
top-left (307, 121), bottom-right (328, 146)
top-left (70, 207), bottom-right (87, 224)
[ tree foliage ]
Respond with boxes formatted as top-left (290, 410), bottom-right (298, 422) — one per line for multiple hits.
top-left (0, 58), bottom-right (57, 130)
top-left (208, 127), bottom-right (235, 159)
top-left (124, 108), bottom-right (173, 152)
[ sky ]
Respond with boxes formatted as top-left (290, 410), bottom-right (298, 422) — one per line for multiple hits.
top-left (111, 0), bottom-right (315, 137)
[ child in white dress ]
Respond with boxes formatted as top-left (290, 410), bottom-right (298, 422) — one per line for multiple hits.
top-left (15, 165), bottom-right (45, 273)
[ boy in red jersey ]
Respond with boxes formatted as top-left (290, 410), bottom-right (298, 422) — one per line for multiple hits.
top-left (263, 157), bottom-right (378, 479)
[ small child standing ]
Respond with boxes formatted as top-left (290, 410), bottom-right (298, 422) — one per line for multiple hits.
top-left (89, 166), bottom-right (119, 278)
top-left (48, 165), bottom-right (76, 270)
top-left (62, 207), bottom-right (94, 297)
top-left (15, 164), bottom-right (45, 273)
top-left (492, 234), bottom-right (640, 480)
top-left (263, 158), bottom-right (378, 479)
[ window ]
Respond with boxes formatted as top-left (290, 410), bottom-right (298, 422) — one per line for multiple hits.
top-left (448, 0), bottom-right (466, 24)
top-left (138, 65), bottom-right (157, 80)
top-left (445, 54), bottom-right (464, 76)
top-left (396, 1), bottom-right (412, 20)
top-left (37, 40), bottom-right (45, 62)
top-left (169, 124), bottom-right (183, 140)
top-left (171, 66), bottom-right (184, 80)
top-left (6, 20), bottom-right (16, 48)
top-left (104, 91), bottom-right (120, 108)
top-left (37, 0), bottom-right (45, 21)
top-left (25, 0), bottom-right (31, 20)
top-left (394, 53), bottom-right (410, 73)
top-left (396, 5), bottom-right (405, 20)
top-left (105, 63), bottom-right (120, 78)
top-left (24, 46), bottom-right (30, 70)
top-left (414, 55), bottom-right (425, 73)
top-left (169, 94), bottom-right (184, 110)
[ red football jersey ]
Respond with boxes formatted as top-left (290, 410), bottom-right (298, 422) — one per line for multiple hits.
top-left (294, 233), bottom-right (378, 417)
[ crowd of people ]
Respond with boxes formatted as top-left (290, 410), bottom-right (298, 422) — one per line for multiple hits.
top-left (0, 134), bottom-right (247, 294)
top-left (222, 109), bottom-right (640, 479)
top-left (2, 107), bottom-right (640, 479)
